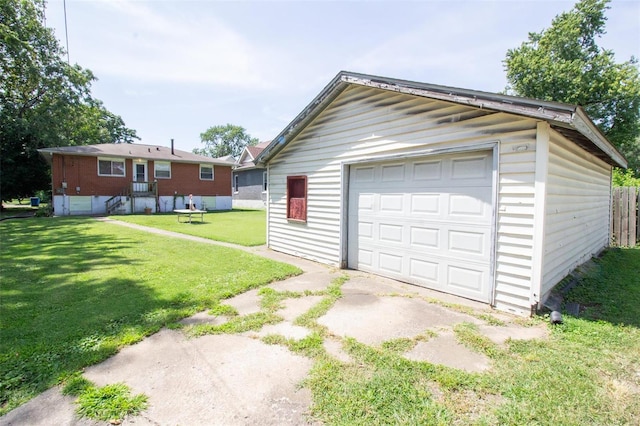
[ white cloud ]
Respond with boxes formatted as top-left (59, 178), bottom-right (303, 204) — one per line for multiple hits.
top-left (63, 0), bottom-right (280, 89)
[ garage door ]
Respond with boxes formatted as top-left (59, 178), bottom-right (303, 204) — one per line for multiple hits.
top-left (347, 150), bottom-right (494, 302)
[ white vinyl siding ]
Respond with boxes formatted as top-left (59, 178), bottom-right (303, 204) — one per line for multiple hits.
top-left (493, 129), bottom-right (538, 314)
top-left (540, 130), bottom-right (611, 299)
top-left (267, 86), bottom-right (539, 315)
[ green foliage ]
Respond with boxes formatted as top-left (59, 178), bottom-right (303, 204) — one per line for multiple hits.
top-left (193, 123), bottom-right (258, 159)
top-left (0, 0), bottom-right (138, 202)
top-left (293, 274), bottom-right (347, 328)
top-left (380, 338), bottom-right (416, 353)
top-left (208, 303), bottom-right (238, 317)
top-left (263, 332), bottom-right (326, 358)
top-left (61, 373), bottom-right (93, 397)
top-left (504, 0), bottom-right (640, 171)
top-left (189, 312), bottom-right (283, 336)
top-left (75, 383), bottom-right (147, 422)
top-left (453, 323), bottom-right (502, 359)
top-left (612, 167), bottom-right (640, 187)
top-left (563, 246), bottom-right (640, 325)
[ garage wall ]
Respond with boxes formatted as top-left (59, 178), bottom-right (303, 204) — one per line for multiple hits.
top-left (540, 131), bottom-right (611, 299)
top-left (267, 85), bottom-right (539, 315)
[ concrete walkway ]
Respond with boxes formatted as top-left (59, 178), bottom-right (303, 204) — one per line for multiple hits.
top-left (1, 218), bottom-right (548, 426)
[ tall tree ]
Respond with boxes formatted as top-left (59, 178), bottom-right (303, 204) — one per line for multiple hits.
top-left (194, 124), bottom-right (258, 159)
top-left (504, 0), bottom-right (640, 172)
top-left (0, 0), bottom-right (138, 203)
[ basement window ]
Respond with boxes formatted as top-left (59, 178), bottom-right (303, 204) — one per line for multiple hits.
top-left (287, 175), bottom-right (307, 222)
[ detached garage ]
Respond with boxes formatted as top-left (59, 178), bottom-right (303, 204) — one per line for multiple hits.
top-left (256, 71), bottom-right (627, 316)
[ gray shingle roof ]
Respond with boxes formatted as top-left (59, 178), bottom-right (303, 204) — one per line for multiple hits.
top-left (38, 143), bottom-right (235, 166)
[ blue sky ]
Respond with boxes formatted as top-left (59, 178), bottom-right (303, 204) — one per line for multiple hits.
top-left (44, 0), bottom-right (640, 154)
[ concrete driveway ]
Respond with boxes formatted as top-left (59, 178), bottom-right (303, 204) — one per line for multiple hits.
top-left (1, 221), bottom-right (547, 425)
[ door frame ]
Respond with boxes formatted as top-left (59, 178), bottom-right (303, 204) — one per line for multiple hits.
top-left (339, 142), bottom-right (500, 305)
top-left (134, 160), bottom-right (148, 182)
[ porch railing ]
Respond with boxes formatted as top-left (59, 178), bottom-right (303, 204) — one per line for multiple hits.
top-left (105, 181), bottom-right (158, 215)
top-left (132, 181), bottom-right (157, 194)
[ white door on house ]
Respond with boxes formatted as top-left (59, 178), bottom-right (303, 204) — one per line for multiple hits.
top-left (347, 150), bottom-right (495, 303)
top-left (134, 162), bottom-right (147, 181)
top-left (133, 162), bottom-right (148, 192)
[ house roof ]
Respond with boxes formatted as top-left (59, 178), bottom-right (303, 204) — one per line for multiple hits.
top-left (235, 141), bottom-right (270, 171)
top-left (38, 143), bottom-right (236, 166)
top-left (246, 141), bottom-right (270, 160)
top-left (255, 71), bottom-right (627, 168)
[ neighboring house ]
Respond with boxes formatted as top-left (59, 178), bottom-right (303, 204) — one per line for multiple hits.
top-left (38, 143), bottom-right (234, 216)
top-left (232, 141), bottom-right (270, 209)
top-left (255, 71), bottom-right (627, 317)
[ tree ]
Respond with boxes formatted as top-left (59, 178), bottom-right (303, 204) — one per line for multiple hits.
top-left (0, 0), bottom-right (138, 203)
top-left (193, 124), bottom-right (258, 159)
top-left (504, 0), bottom-right (640, 173)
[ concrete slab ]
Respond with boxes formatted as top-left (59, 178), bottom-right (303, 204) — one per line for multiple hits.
top-left (323, 338), bottom-right (353, 364)
top-left (0, 387), bottom-right (100, 426)
top-left (479, 324), bottom-right (548, 346)
top-left (224, 289), bottom-right (261, 316)
top-left (251, 323), bottom-right (312, 340)
top-left (405, 332), bottom-right (491, 373)
top-left (179, 311), bottom-right (228, 326)
top-left (267, 272), bottom-right (334, 293)
top-left (344, 273), bottom-right (489, 311)
top-left (81, 329), bottom-right (314, 425)
top-left (318, 294), bottom-right (481, 346)
top-left (276, 296), bottom-right (325, 322)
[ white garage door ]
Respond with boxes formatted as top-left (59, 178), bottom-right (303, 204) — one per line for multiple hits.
top-left (347, 150), bottom-right (494, 302)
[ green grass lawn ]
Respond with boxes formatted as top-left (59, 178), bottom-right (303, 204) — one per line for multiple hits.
top-left (0, 217), bottom-right (300, 415)
top-left (2, 215), bottom-right (640, 424)
top-left (112, 209), bottom-right (266, 246)
top-left (303, 247), bottom-right (640, 425)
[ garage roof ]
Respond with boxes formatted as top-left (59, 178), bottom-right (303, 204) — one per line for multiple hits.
top-left (256, 71), bottom-right (627, 168)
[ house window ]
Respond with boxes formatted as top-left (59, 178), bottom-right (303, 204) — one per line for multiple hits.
top-left (233, 175), bottom-right (239, 193)
top-left (263, 171), bottom-right (268, 191)
top-left (200, 164), bottom-right (214, 180)
top-left (287, 175), bottom-right (307, 222)
top-left (154, 161), bottom-right (171, 179)
top-left (98, 158), bottom-right (125, 176)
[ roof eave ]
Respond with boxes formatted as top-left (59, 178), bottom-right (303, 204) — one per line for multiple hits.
top-left (37, 146), bottom-right (235, 167)
top-left (256, 73), bottom-right (350, 165)
top-left (255, 71), bottom-right (627, 169)
top-left (571, 108), bottom-right (627, 168)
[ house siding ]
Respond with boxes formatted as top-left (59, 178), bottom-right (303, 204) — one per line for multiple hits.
top-left (267, 85), bottom-right (539, 315)
top-left (155, 162), bottom-right (231, 197)
top-left (233, 169), bottom-right (265, 200)
top-left (51, 155), bottom-right (231, 197)
top-left (50, 154), bottom-right (232, 215)
top-left (540, 130), bottom-right (611, 299)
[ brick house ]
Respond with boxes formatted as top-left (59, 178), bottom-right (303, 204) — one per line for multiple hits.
top-left (38, 143), bottom-right (234, 216)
